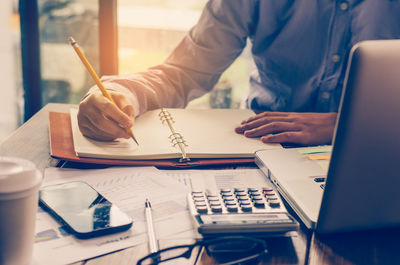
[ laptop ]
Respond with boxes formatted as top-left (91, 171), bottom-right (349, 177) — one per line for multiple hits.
top-left (255, 39), bottom-right (400, 233)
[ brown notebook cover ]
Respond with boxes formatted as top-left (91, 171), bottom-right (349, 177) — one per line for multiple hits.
top-left (49, 112), bottom-right (255, 168)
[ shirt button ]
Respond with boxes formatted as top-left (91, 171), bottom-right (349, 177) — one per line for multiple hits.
top-left (340, 2), bottom-right (348, 11)
top-left (321, 92), bottom-right (330, 99)
top-left (332, 55), bottom-right (340, 63)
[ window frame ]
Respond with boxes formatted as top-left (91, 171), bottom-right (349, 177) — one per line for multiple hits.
top-left (19, 0), bottom-right (119, 120)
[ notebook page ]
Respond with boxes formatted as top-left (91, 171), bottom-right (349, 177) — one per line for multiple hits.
top-left (70, 108), bottom-right (181, 160)
top-left (169, 108), bottom-right (281, 158)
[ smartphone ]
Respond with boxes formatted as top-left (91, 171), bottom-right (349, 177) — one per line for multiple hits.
top-left (39, 181), bottom-right (133, 239)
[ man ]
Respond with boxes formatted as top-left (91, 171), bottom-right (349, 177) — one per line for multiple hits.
top-left (78, 0), bottom-right (400, 145)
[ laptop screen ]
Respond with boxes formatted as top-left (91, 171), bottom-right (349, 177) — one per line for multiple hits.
top-left (317, 39), bottom-right (400, 233)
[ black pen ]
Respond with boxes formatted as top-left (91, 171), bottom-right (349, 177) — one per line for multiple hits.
top-left (145, 199), bottom-right (160, 261)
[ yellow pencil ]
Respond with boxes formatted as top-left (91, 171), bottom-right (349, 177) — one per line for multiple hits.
top-left (68, 36), bottom-right (139, 145)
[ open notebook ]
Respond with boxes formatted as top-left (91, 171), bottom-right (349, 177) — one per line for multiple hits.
top-left (70, 108), bottom-right (281, 162)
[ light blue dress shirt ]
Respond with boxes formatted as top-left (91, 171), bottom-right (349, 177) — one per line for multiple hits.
top-left (164, 0), bottom-right (400, 113)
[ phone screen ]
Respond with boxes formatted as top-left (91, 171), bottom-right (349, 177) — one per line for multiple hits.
top-left (39, 181), bottom-right (133, 238)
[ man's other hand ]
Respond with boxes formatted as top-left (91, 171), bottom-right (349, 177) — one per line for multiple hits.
top-left (235, 111), bottom-right (337, 145)
top-left (78, 91), bottom-right (135, 141)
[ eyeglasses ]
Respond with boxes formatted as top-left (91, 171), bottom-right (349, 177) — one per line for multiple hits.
top-left (137, 236), bottom-right (268, 265)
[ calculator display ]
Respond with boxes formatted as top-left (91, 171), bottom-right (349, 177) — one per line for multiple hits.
top-left (199, 213), bottom-right (292, 225)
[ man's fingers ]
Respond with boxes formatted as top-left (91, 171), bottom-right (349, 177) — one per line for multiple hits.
top-left (79, 125), bottom-right (118, 141)
top-left (83, 91), bottom-right (133, 128)
top-left (121, 104), bottom-right (135, 120)
top-left (112, 93), bottom-right (135, 119)
top-left (241, 111), bottom-right (289, 124)
top-left (243, 121), bottom-right (299, 138)
top-left (261, 131), bottom-right (305, 144)
top-left (101, 101), bottom-right (133, 129)
top-left (77, 90), bottom-right (136, 141)
top-left (78, 115), bottom-right (116, 141)
top-left (236, 117), bottom-right (293, 134)
top-left (78, 106), bottom-right (131, 141)
top-left (236, 111), bottom-right (336, 145)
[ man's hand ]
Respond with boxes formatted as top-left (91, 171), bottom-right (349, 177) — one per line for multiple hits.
top-left (235, 111), bottom-right (337, 145)
top-left (78, 91), bottom-right (135, 141)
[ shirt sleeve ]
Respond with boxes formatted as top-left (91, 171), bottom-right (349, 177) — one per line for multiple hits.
top-left (88, 0), bottom-right (257, 116)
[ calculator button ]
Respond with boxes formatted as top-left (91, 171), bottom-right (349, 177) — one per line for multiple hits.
top-left (269, 202), bottom-right (280, 208)
top-left (262, 187), bottom-right (274, 192)
top-left (253, 199), bottom-right (265, 208)
top-left (251, 195), bottom-right (263, 201)
top-left (223, 197), bottom-right (235, 202)
top-left (249, 192), bottom-right (262, 197)
top-left (192, 194), bottom-right (205, 199)
top-left (248, 188), bottom-right (259, 193)
top-left (237, 196), bottom-right (250, 202)
top-left (222, 192), bottom-right (234, 198)
top-left (192, 191), bottom-right (204, 195)
top-left (196, 206), bottom-right (208, 214)
top-left (234, 188), bottom-right (246, 193)
top-left (264, 192), bottom-right (276, 197)
top-left (209, 201), bottom-right (221, 207)
top-left (194, 198), bottom-right (206, 203)
top-left (235, 191), bottom-right (247, 196)
top-left (241, 205), bottom-right (253, 212)
top-left (195, 202), bottom-right (207, 207)
top-left (267, 198), bottom-right (280, 208)
top-left (220, 188), bottom-right (232, 194)
top-left (211, 206), bottom-right (223, 213)
top-left (225, 201), bottom-right (236, 206)
top-left (227, 206), bottom-right (238, 212)
top-left (239, 200), bottom-right (251, 206)
top-left (207, 196), bottom-right (219, 202)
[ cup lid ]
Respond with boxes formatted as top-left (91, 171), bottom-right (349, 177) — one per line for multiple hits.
top-left (0, 157), bottom-right (42, 194)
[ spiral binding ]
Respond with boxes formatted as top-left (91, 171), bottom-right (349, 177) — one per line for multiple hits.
top-left (159, 109), bottom-right (175, 124)
top-left (169, 133), bottom-right (188, 147)
top-left (159, 109), bottom-right (190, 162)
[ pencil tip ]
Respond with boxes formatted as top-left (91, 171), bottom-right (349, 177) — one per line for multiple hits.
top-left (131, 135), bottom-right (139, 145)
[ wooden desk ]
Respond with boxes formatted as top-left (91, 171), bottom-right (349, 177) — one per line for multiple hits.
top-left (1, 103), bottom-right (399, 265)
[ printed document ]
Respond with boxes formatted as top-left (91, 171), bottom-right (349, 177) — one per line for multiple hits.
top-left (34, 167), bottom-right (192, 265)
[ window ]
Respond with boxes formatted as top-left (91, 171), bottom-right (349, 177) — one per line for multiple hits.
top-left (39, 0), bottom-right (99, 106)
top-left (0, 1), bottom-right (20, 140)
top-left (118, 0), bottom-right (254, 109)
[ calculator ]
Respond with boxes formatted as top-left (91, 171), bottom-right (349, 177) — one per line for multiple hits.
top-left (187, 187), bottom-right (299, 236)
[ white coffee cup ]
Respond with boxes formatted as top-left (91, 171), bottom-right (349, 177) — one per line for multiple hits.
top-left (0, 157), bottom-right (42, 265)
